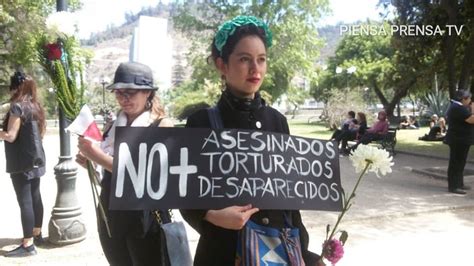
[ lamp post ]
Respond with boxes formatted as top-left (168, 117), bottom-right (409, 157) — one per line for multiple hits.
top-left (336, 66), bottom-right (356, 89)
top-left (99, 76), bottom-right (110, 126)
top-left (48, 0), bottom-right (87, 245)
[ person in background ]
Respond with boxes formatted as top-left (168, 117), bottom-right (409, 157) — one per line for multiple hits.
top-left (399, 115), bottom-right (419, 129)
top-left (181, 16), bottom-right (321, 266)
top-left (1, 71), bottom-right (46, 257)
top-left (75, 62), bottom-right (174, 265)
top-left (351, 110), bottom-right (389, 150)
top-left (340, 112), bottom-right (367, 154)
top-left (408, 115), bottom-right (420, 129)
top-left (444, 90), bottom-right (474, 194)
top-left (399, 115), bottom-right (410, 129)
top-left (330, 110), bottom-right (357, 142)
top-left (419, 114), bottom-right (446, 141)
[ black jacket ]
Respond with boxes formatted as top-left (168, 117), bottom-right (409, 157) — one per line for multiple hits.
top-left (445, 101), bottom-right (473, 145)
top-left (181, 91), bottom-right (319, 266)
top-left (4, 102), bottom-right (46, 176)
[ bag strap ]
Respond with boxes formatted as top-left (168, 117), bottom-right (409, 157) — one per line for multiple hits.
top-left (150, 117), bottom-right (164, 127)
top-left (153, 210), bottom-right (173, 224)
top-left (284, 211), bottom-right (293, 228)
top-left (207, 106), bottom-right (224, 129)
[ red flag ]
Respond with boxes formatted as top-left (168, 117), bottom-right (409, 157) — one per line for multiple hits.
top-left (66, 105), bottom-right (102, 141)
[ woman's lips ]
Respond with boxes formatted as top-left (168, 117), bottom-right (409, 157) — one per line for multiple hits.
top-left (246, 78), bottom-right (260, 84)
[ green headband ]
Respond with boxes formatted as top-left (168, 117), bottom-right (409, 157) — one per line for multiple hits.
top-left (214, 15), bottom-right (273, 55)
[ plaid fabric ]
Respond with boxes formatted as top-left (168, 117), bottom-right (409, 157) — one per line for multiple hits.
top-left (235, 221), bottom-right (305, 266)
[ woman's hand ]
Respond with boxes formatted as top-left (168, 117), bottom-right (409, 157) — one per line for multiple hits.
top-left (75, 152), bottom-right (88, 169)
top-left (77, 136), bottom-right (102, 164)
top-left (204, 204), bottom-right (259, 230)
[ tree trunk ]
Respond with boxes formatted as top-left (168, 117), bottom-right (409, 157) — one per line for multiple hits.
top-left (458, 31), bottom-right (474, 91)
top-left (441, 0), bottom-right (459, 98)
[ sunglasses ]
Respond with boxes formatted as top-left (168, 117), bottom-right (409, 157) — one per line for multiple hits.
top-left (114, 90), bottom-right (140, 100)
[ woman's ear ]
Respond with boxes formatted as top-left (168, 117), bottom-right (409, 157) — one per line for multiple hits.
top-left (215, 58), bottom-right (227, 76)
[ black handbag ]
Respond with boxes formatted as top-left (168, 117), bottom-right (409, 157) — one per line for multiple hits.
top-left (154, 210), bottom-right (193, 266)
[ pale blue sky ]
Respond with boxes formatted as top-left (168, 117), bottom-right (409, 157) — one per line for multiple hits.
top-left (75, 0), bottom-right (384, 39)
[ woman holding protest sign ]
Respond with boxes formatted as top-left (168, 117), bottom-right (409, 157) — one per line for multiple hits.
top-left (181, 16), bottom-right (321, 266)
top-left (75, 62), bottom-right (174, 265)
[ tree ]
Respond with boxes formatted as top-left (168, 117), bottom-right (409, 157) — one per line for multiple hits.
top-left (286, 84), bottom-right (310, 119)
top-left (171, 0), bottom-right (329, 101)
top-left (384, 0), bottom-right (474, 98)
top-left (312, 21), bottom-right (439, 118)
top-left (0, 0), bottom-right (81, 102)
top-left (172, 52), bottom-right (187, 88)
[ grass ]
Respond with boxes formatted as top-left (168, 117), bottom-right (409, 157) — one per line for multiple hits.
top-left (288, 119), bottom-right (474, 160)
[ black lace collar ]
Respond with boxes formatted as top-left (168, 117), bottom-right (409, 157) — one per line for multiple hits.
top-left (220, 89), bottom-right (264, 112)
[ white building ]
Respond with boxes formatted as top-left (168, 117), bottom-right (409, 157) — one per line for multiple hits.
top-left (130, 16), bottom-right (173, 92)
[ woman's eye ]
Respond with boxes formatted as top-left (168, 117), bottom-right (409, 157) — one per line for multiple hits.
top-left (258, 57), bottom-right (266, 63)
top-left (240, 57), bottom-right (250, 62)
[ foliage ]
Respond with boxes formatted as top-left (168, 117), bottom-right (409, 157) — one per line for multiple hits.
top-left (169, 79), bottom-right (221, 120)
top-left (171, 0), bottom-right (329, 101)
top-left (0, 0), bottom-right (82, 120)
top-left (323, 89), bottom-right (367, 130)
top-left (37, 28), bottom-right (92, 120)
top-left (422, 89), bottom-right (450, 118)
top-left (286, 84), bottom-right (310, 118)
top-left (386, 0), bottom-right (474, 97)
top-left (0, 0), bottom-right (81, 91)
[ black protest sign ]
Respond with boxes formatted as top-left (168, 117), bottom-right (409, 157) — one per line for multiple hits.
top-left (109, 127), bottom-right (342, 211)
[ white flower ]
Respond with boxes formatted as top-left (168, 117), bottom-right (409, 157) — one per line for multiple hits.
top-left (46, 11), bottom-right (77, 36)
top-left (349, 145), bottom-right (394, 177)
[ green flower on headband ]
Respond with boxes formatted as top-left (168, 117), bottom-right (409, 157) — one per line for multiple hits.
top-left (214, 15), bottom-right (273, 55)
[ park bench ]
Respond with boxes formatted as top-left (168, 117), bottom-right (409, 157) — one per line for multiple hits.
top-left (347, 126), bottom-right (398, 155)
top-left (376, 126), bottom-right (398, 155)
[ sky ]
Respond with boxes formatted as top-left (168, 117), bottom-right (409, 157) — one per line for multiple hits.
top-left (75, 0), bottom-right (384, 39)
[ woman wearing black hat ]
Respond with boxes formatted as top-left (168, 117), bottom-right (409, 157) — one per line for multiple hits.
top-left (1, 72), bottom-right (46, 257)
top-left (445, 90), bottom-right (474, 194)
top-left (76, 62), bottom-right (173, 265)
top-left (181, 16), bottom-right (321, 266)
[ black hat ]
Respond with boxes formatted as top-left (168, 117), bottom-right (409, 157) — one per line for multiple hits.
top-left (454, 90), bottom-right (472, 101)
top-left (107, 62), bottom-right (157, 90)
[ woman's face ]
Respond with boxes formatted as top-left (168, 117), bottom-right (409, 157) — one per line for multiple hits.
top-left (114, 89), bottom-right (151, 120)
top-left (217, 35), bottom-right (267, 99)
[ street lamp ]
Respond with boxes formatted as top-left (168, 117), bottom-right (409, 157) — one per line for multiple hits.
top-left (48, 0), bottom-right (87, 245)
top-left (99, 76), bottom-right (110, 127)
top-left (335, 66), bottom-right (356, 88)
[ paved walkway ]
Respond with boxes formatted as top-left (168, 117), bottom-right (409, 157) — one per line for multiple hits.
top-left (0, 133), bottom-right (473, 265)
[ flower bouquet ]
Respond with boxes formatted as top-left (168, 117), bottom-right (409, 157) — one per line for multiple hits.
top-left (37, 11), bottom-right (110, 236)
top-left (319, 145), bottom-right (394, 265)
top-left (37, 11), bottom-right (91, 121)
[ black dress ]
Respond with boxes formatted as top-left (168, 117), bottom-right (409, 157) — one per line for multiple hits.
top-left (181, 90), bottom-right (319, 266)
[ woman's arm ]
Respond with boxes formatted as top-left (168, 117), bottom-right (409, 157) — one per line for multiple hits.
top-left (465, 115), bottom-right (474, 124)
top-left (158, 117), bottom-right (174, 127)
top-left (0, 115), bottom-right (21, 143)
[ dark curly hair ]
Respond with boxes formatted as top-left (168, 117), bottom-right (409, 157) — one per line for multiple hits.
top-left (10, 71), bottom-right (26, 90)
top-left (209, 24), bottom-right (269, 65)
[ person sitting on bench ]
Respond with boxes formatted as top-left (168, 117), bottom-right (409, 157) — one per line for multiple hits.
top-left (351, 110), bottom-right (389, 151)
top-left (340, 112), bottom-right (367, 154)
